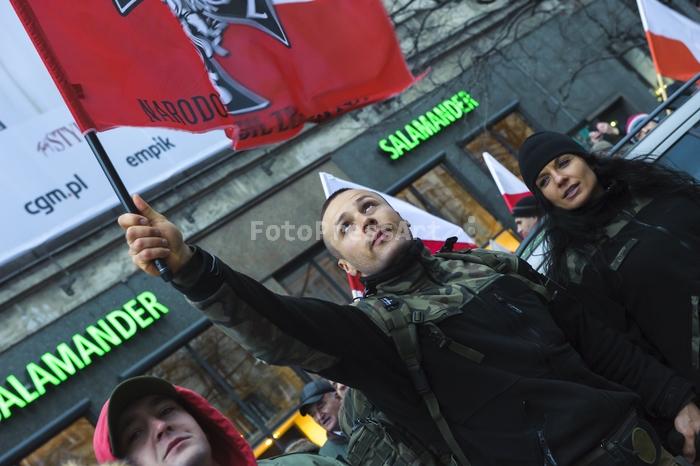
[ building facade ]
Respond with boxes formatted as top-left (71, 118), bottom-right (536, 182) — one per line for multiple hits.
top-left (0, 0), bottom-right (675, 464)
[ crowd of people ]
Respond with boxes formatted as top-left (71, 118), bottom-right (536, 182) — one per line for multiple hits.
top-left (72, 124), bottom-right (700, 466)
top-left (586, 112), bottom-right (659, 157)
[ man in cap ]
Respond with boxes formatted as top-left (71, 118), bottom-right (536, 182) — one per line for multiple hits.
top-left (93, 375), bottom-right (346, 466)
top-left (511, 195), bottom-right (542, 239)
top-left (299, 379), bottom-right (347, 459)
top-left (119, 193), bottom-right (700, 465)
top-left (626, 113), bottom-right (659, 142)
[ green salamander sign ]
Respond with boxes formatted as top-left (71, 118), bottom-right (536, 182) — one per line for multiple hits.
top-left (0, 291), bottom-right (169, 422)
top-left (378, 90), bottom-right (479, 160)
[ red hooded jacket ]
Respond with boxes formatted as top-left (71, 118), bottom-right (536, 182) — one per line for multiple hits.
top-left (93, 383), bottom-right (258, 466)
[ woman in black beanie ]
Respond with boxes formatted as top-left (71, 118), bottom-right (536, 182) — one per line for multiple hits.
top-left (517, 131), bottom-right (700, 426)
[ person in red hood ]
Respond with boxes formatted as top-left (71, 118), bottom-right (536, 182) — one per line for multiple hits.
top-left (94, 375), bottom-right (258, 466)
top-left (93, 376), bottom-right (346, 466)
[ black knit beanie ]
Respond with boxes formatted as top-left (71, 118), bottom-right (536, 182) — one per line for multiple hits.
top-left (511, 196), bottom-right (541, 218)
top-left (517, 131), bottom-right (589, 192)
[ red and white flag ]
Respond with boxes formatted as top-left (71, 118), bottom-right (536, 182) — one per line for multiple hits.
top-left (637, 0), bottom-right (700, 81)
top-left (10, 0), bottom-right (415, 149)
top-left (482, 152), bottom-right (530, 212)
top-left (320, 172), bottom-right (475, 298)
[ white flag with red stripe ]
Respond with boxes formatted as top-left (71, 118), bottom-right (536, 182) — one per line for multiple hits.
top-left (482, 152), bottom-right (531, 212)
top-left (637, 0), bottom-right (700, 81)
top-left (319, 172), bottom-right (476, 298)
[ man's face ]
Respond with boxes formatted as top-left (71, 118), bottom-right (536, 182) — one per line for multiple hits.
top-left (638, 121), bottom-right (658, 140)
top-left (321, 189), bottom-right (412, 276)
top-left (310, 391), bottom-right (343, 433)
top-left (515, 216), bottom-right (538, 238)
top-left (116, 395), bottom-right (214, 466)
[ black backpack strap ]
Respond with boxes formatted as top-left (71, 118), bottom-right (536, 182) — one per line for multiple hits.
top-left (376, 297), bottom-right (472, 466)
top-left (424, 322), bottom-right (484, 364)
top-left (609, 238), bottom-right (639, 271)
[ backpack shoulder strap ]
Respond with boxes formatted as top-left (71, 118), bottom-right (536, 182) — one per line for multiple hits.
top-left (564, 197), bottom-right (652, 282)
top-left (564, 247), bottom-right (592, 285)
top-left (602, 197), bottom-right (652, 239)
top-left (355, 296), bottom-right (472, 466)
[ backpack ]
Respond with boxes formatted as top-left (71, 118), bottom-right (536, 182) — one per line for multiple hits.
top-left (352, 241), bottom-right (552, 466)
top-left (340, 388), bottom-right (453, 466)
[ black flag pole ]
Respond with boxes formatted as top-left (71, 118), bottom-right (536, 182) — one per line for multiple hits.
top-left (84, 130), bottom-right (173, 282)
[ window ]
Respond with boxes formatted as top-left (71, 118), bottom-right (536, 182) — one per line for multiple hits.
top-left (19, 418), bottom-right (95, 466)
top-left (396, 164), bottom-right (505, 247)
top-left (146, 326), bottom-right (306, 448)
top-left (464, 111), bottom-right (534, 177)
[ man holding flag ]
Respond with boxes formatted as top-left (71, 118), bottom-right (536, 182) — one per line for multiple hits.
top-left (119, 188), bottom-right (700, 465)
top-left (12, 0), bottom-right (700, 464)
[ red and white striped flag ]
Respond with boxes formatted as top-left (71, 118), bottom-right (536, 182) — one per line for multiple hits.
top-left (319, 172), bottom-right (476, 298)
top-left (637, 0), bottom-right (700, 81)
top-left (482, 152), bottom-right (530, 212)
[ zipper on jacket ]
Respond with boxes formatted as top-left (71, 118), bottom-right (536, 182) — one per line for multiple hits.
top-left (692, 296), bottom-right (699, 369)
top-left (494, 292), bottom-right (523, 314)
top-left (493, 292), bottom-right (545, 344)
top-left (537, 429), bottom-right (559, 466)
top-left (627, 217), bottom-right (695, 253)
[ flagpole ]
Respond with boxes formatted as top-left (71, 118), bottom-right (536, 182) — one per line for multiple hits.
top-left (655, 72), bottom-right (668, 101)
top-left (637, 0), bottom-right (668, 102)
top-left (84, 130), bottom-right (173, 282)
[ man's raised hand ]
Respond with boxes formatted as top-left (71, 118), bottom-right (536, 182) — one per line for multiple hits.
top-left (117, 194), bottom-right (193, 277)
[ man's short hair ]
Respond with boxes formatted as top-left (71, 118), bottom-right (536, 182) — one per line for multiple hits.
top-left (319, 188), bottom-right (395, 259)
top-left (320, 188), bottom-right (353, 221)
top-left (320, 188), bottom-right (353, 259)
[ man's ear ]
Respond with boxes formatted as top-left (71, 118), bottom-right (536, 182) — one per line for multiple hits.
top-left (337, 258), bottom-right (359, 276)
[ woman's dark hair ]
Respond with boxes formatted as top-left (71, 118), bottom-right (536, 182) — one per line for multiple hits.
top-left (536, 152), bottom-right (700, 283)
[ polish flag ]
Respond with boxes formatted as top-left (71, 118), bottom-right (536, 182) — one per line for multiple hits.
top-left (482, 152), bottom-right (530, 212)
top-left (637, 0), bottom-right (700, 81)
top-left (319, 172), bottom-right (476, 298)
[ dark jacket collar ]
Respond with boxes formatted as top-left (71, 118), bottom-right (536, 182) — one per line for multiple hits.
top-left (361, 239), bottom-right (435, 295)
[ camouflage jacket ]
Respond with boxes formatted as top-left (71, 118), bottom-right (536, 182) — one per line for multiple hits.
top-left (173, 240), bottom-right (694, 466)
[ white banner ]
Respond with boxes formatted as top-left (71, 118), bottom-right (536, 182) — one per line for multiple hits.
top-left (0, 4), bottom-right (231, 266)
top-left (0, 106), bottom-right (230, 266)
top-left (0, 0), bottom-right (63, 129)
